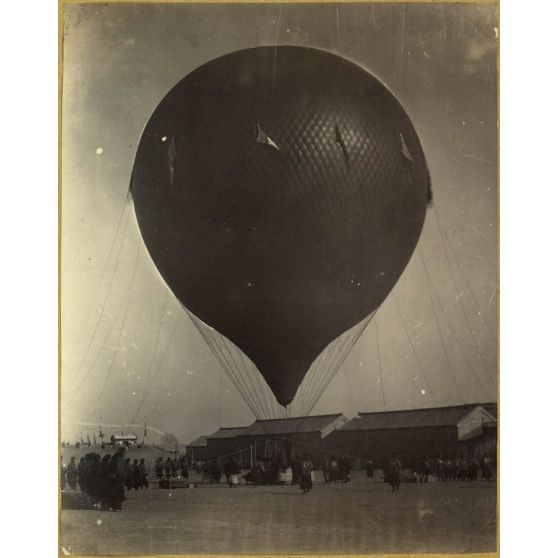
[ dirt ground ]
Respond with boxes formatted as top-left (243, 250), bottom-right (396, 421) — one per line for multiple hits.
top-left (60, 472), bottom-right (497, 555)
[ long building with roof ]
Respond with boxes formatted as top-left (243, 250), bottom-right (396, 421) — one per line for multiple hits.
top-left (183, 404), bottom-right (497, 469)
top-left (203, 426), bottom-right (250, 459)
top-left (325, 403), bottom-right (497, 467)
top-left (237, 413), bottom-right (347, 462)
top-left (184, 435), bottom-right (210, 462)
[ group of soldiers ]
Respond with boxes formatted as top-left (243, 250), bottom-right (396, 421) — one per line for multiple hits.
top-left (154, 455), bottom-right (190, 480)
top-left (61, 446), bottom-right (496, 510)
top-left (60, 447), bottom-right (135, 510)
top-left (200, 456), bottom-right (241, 485)
top-left (243, 454), bottom-right (291, 485)
top-left (321, 455), bottom-right (353, 484)
top-left (412, 453), bottom-right (494, 482)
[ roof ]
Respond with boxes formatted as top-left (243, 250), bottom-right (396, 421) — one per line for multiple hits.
top-left (185, 435), bottom-right (208, 448)
top-left (206, 427), bottom-right (248, 440)
top-left (241, 414), bottom-right (346, 436)
top-left (341, 403), bottom-right (497, 431)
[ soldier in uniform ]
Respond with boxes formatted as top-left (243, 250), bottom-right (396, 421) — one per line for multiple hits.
top-left (388, 453), bottom-right (402, 492)
top-left (139, 458), bottom-right (149, 489)
top-left (300, 455), bottom-right (313, 495)
top-left (60, 456), bottom-right (66, 489)
top-left (109, 447), bottom-right (128, 510)
top-left (66, 457), bottom-right (78, 490)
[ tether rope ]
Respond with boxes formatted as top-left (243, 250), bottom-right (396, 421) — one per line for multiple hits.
top-left (392, 293), bottom-right (440, 406)
top-left (64, 236), bottom-right (142, 410)
top-left (420, 252), bottom-right (464, 403)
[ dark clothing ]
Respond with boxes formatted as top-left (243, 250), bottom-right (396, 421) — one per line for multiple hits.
top-left (481, 457), bottom-right (493, 480)
top-left (321, 458), bottom-right (330, 484)
top-left (388, 457), bottom-right (402, 491)
top-left (67, 461), bottom-right (78, 490)
top-left (139, 461), bottom-right (149, 488)
top-left (107, 450), bottom-right (127, 510)
top-left (164, 459), bottom-right (173, 479)
top-left (60, 464), bottom-right (66, 489)
top-left (155, 460), bottom-right (164, 478)
top-left (300, 459), bottom-right (313, 494)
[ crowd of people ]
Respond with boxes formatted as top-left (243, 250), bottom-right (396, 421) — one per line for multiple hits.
top-left (197, 453), bottom-right (317, 493)
top-left (61, 445), bottom-right (496, 508)
top-left (320, 455), bottom-right (353, 484)
top-left (243, 454), bottom-right (291, 485)
top-left (359, 452), bottom-right (495, 490)
top-left (154, 455), bottom-right (190, 480)
top-left (60, 448), bottom-right (146, 511)
top-left (411, 453), bottom-right (495, 483)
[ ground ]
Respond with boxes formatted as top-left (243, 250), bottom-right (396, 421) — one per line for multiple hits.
top-left (60, 472), bottom-right (497, 555)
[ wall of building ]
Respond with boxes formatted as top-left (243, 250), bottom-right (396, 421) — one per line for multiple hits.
top-left (465, 428), bottom-right (497, 462)
top-left (205, 437), bottom-right (247, 460)
top-left (325, 426), bottom-right (462, 467)
top-left (185, 445), bottom-right (212, 463)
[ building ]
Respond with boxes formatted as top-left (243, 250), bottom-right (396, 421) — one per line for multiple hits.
top-left (237, 414), bottom-right (348, 463)
top-left (61, 422), bottom-right (180, 450)
top-left (184, 435), bottom-right (210, 462)
top-left (204, 426), bottom-right (249, 460)
top-left (460, 412), bottom-right (498, 460)
top-left (326, 403), bottom-right (497, 468)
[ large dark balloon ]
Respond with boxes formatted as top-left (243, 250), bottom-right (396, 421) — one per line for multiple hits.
top-left (131, 46), bottom-right (430, 407)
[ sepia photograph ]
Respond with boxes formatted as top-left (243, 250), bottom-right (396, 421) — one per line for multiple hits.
top-left (60, 1), bottom-right (498, 555)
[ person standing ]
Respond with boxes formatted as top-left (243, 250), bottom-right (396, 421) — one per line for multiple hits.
top-left (300, 455), bottom-right (313, 495)
top-left (155, 457), bottom-right (164, 479)
top-left (165, 457), bottom-right (173, 479)
top-left (180, 455), bottom-right (189, 480)
top-left (329, 455), bottom-right (339, 483)
top-left (172, 457), bottom-right (180, 478)
top-left (132, 459), bottom-right (141, 489)
top-left (139, 458), bottom-right (149, 489)
top-left (107, 447), bottom-right (128, 511)
top-left (388, 453), bottom-right (402, 492)
top-left (365, 458), bottom-right (375, 481)
top-left (124, 458), bottom-right (133, 490)
top-left (60, 456), bottom-right (67, 490)
top-left (481, 454), bottom-right (493, 481)
top-left (66, 457), bottom-right (78, 490)
top-left (321, 456), bottom-right (331, 484)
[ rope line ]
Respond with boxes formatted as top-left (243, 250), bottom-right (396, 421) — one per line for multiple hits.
top-left (392, 293), bottom-right (440, 406)
top-left (88, 238), bottom-right (143, 418)
top-left (420, 252), bottom-right (464, 403)
top-left (72, 194), bottom-right (133, 370)
top-left (433, 206), bottom-right (497, 340)
top-left (305, 313), bottom-right (375, 417)
top-left (69, 198), bottom-right (134, 390)
top-left (432, 207), bottom-right (498, 389)
top-left (423, 261), bottom-right (494, 401)
top-left (375, 316), bottom-right (386, 411)
top-left (64, 237), bottom-right (142, 410)
top-left (131, 293), bottom-right (183, 424)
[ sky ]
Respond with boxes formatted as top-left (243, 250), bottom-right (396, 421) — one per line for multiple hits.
top-left (61, 1), bottom-right (498, 444)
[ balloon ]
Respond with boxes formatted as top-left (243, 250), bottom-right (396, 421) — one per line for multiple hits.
top-left (131, 46), bottom-right (430, 407)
